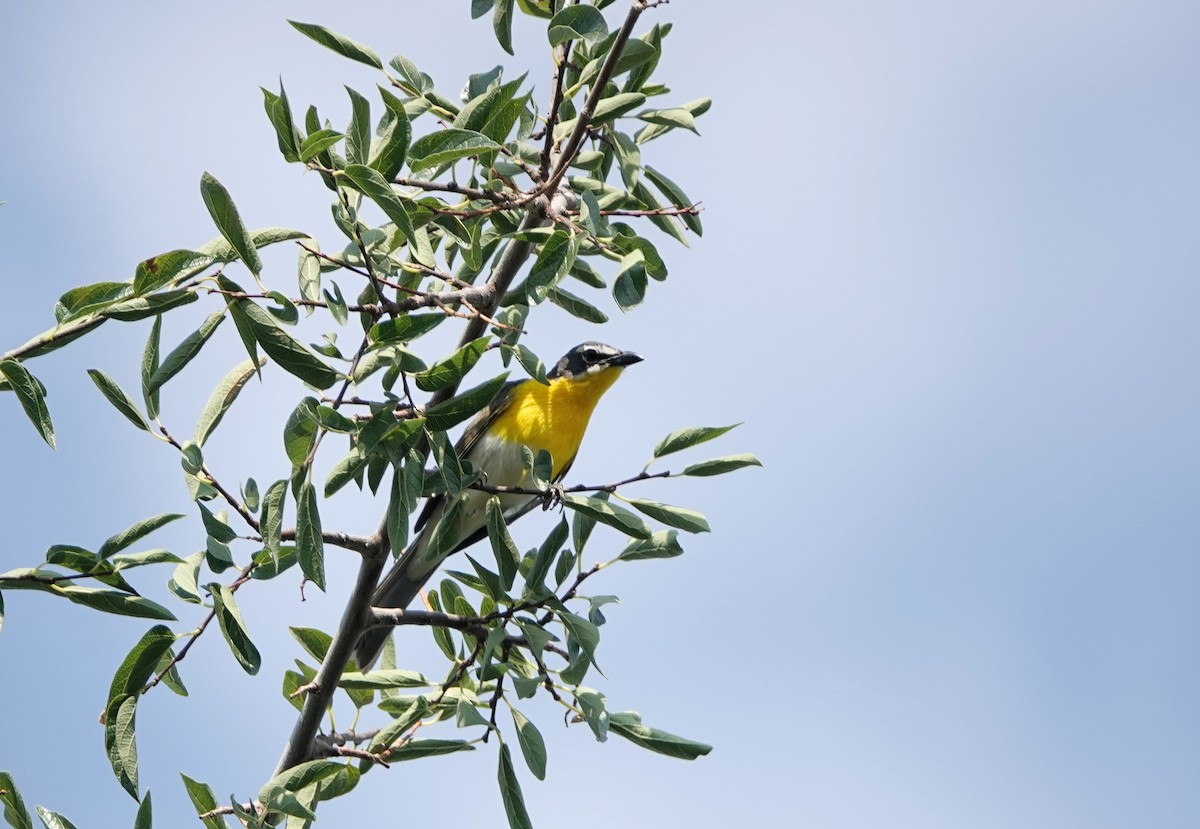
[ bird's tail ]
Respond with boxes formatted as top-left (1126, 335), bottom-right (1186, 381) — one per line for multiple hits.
top-left (352, 535), bottom-right (439, 670)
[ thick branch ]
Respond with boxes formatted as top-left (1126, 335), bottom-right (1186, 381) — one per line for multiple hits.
top-left (2, 315), bottom-right (106, 363)
top-left (279, 528), bottom-right (378, 555)
top-left (394, 177), bottom-right (511, 204)
top-left (370, 607), bottom-right (490, 636)
top-left (271, 532), bottom-right (387, 773)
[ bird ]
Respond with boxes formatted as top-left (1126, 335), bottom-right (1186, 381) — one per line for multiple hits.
top-left (354, 341), bottom-right (643, 668)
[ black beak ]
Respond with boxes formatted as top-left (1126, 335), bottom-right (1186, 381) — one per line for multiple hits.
top-left (609, 351), bottom-right (643, 368)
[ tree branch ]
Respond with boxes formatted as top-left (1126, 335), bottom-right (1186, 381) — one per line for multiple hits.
top-left (540, 0), bottom-right (652, 199)
top-left (2, 315), bottom-right (106, 363)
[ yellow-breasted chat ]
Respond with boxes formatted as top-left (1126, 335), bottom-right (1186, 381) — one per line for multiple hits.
top-left (354, 342), bottom-right (642, 667)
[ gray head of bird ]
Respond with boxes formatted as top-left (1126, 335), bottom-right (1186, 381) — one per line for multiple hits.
top-left (549, 342), bottom-right (643, 380)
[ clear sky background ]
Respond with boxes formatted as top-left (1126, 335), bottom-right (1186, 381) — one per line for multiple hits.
top-left (2, 2), bottom-right (1198, 827)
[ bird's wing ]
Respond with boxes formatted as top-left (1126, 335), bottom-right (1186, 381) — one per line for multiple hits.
top-left (413, 379), bottom-right (522, 533)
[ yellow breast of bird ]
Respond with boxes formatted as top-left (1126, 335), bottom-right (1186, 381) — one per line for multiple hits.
top-left (490, 369), bottom-right (624, 479)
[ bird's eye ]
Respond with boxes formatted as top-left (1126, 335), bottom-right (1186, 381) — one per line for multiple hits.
top-left (582, 347), bottom-right (601, 362)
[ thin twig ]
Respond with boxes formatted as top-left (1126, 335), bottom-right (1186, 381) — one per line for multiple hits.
top-left (159, 425), bottom-right (259, 531)
top-left (394, 176), bottom-right (512, 205)
top-left (471, 469), bottom-right (672, 497)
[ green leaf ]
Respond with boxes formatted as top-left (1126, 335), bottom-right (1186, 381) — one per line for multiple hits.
top-left (283, 398), bottom-right (320, 467)
top-left (553, 548), bottom-right (576, 587)
top-left (103, 290), bottom-right (198, 321)
top-left (110, 549), bottom-right (183, 570)
top-left (153, 648), bottom-right (188, 696)
top-left (288, 21), bottom-right (382, 69)
top-left (133, 790), bottom-right (152, 829)
top-left (608, 711), bottom-right (713, 760)
top-left (497, 744), bottom-right (532, 829)
top-left (262, 81), bottom-right (300, 163)
top-left (199, 172), bottom-right (262, 276)
top-left (546, 286), bottom-right (608, 324)
top-left (250, 544), bottom-right (297, 581)
top-left (179, 774), bottom-right (223, 829)
top-left (368, 313), bottom-right (444, 344)
top-left (636, 106), bottom-right (700, 134)
top-left (197, 227), bottom-right (309, 262)
top-left (456, 696), bottom-right (491, 729)
top-left (652, 423), bottom-right (739, 458)
top-left (493, 0), bottom-right (515, 55)
top-left (258, 759), bottom-right (342, 814)
top-left (54, 281), bottom-right (130, 322)
top-left (106, 694), bottom-right (139, 799)
top-left (325, 448), bottom-right (368, 498)
top-left (526, 229), bottom-right (578, 302)
top-left (413, 337), bottom-right (490, 392)
top-left (108, 625), bottom-right (176, 703)
top-left (132, 250), bottom-right (214, 296)
top-left (511, 708), bottom-right (547, 780)
top-left (86, 369), bottom-right (150, 432)
top-left (384, 739), bottom-right (474, 761)
top-left (682, 453), bottom-right (763, 476)
top-left (576, 686), bottom-right (608, 741)
top-left (296, 482), bottom-right (325, 591)
top-left (372, 86), bottom-right (412, 180)
top-left (261, 479), bottom-right (287, 566)
top-left (407, 128), bottom-right (501, 170)
top-left (525, 517), bottom-right (568, 592)
top-left (571, 489), bottom-right (605, 553)
top-left (0, 360), bottom-right (54, 448)
top-left (34, 805), bottom-right (80, 829)
top-left (266, 290), bottom-right (299, 325)
top-left (141, 316), bottom-right (161, 420)
top-left (508, 343), bottom-right (548, 384)
top-left (635, 97), bottom-right (711, 143)
top-left (343, 163), bottom-right (417, 249)
top-left (617, 529), bottom-right (683, 561)
top-left (0, 772), bottom-right (32, 829)
top-left (389, 53), bottom-right (433, 95)
top-left (298, 238), bottom-right (322, 309)
top-left (644, 165), bottom-right (702, 234)
top-left (298, 128), bottom-right (344, 162)
top-left (209, 583), bottom-right (261, 674)
top-left (145, 312), bottom-right (225, 393)
top-left (367, 697), bottom-right (430, 754)
top-left (624, 498), bottom-right (710, 533)
top-left (548, 5), bottom-right (608, 45)
top-left (561, 494), bottom-right (651, 539)
top-left (344, 86), bottom-right (372, 166)
top-left (424, 372), bottom-right (509, 432)
top-left (559, 610), bottom-right (601, 670)
top-left (424, 492), bottom-right (468, 560)
top-left (338, 669), bottom-right (432, 690)
top-left (168, 552), bottom-right (204, 604)
top-left (217, 276), bottom-right (340, 389)
top-left (612, 263), bottom-right (647, 311)
top-left (198, 503), bottom-right (238, 543)
top-left (486, 497), bottom-right (520, 590)
top-left (593, 92), bottom-right (647, 123)
top-left (194, 357), bottom-right (264, 446)
top-left (99, 513), bottom-right (184, 559)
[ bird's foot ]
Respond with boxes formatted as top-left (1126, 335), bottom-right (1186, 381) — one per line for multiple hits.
top-left (541, 483), bottom-right (566, 512)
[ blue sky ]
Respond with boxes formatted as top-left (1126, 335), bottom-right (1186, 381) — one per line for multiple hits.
top-left (2, 2), bottom-right (1198, 827)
